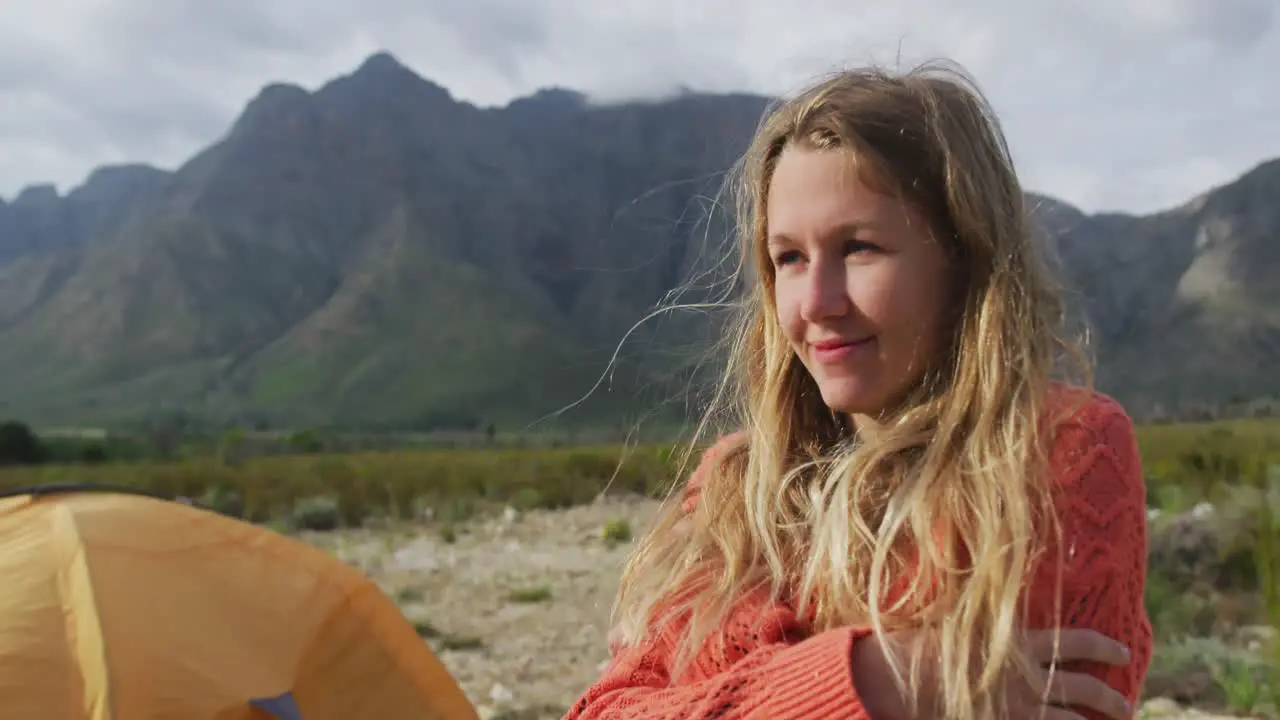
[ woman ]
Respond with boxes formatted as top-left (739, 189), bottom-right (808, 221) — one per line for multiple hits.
top-left (565, 61), bottom-right (1152, 719)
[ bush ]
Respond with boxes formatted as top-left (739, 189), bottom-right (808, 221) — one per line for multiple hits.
top-left (1140, 430), bottom-right (1280, 714)
top-left (292, 495), bottom-right (341, 531)
top-left (0, 421), bottom-right (46, 466)
top-left (508, 487), bottom-right (546, 512)
top-left (1145, 636), bottom-right (1260, 712)
top-left (412, 619), bottom-right (441, 638)
top-left (197, 486), bottom-right (244, 518)
top-left (436, 634), bottom-right (484, 651)
top-left (602, 518), bottom-right (633, 546)
top-left (506, 586), bottom-right (553, 604)
top-left (1250, 460), bottom-right (1280, 713)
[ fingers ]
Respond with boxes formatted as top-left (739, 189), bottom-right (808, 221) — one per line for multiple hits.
top-left (1043, 669), bottom-right (1133, 719)
top-left (1025, 628), bottom-right (1131, 667)
top-left (1014, 630), bottom-right (1133, 719)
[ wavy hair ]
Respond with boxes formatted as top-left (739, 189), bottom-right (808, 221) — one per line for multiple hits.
top-left (611, 60), bottom-right (1093, 719)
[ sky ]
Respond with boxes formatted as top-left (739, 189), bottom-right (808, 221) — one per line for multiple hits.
top-left (0, 0), bottom-right (1277, 215)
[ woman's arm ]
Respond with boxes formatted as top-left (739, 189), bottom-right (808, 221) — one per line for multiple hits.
top-left (563, 620), bottom-right (875, 720)
top-left (1029, 391), bottom-right (1154, 718)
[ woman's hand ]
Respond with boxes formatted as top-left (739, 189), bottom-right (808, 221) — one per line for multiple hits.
top-left (851, 627), bottom-right (1133, 719)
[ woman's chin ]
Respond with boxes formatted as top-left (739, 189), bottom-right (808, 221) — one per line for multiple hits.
top-left (816, 380), bottom-right (884, 417)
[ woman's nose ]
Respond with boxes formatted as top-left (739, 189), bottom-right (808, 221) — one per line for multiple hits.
top-left (799, 259), bottom-right (849, 321)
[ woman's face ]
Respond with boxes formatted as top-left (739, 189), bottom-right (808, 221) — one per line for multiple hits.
top-left (766, 145), bottom-right (953, 421)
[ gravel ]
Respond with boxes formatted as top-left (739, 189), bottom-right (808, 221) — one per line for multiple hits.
top-left (298, 496), bottom-right (1256, 720)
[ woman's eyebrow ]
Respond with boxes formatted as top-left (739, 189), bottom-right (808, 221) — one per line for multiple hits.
top-left (767, 219), bottom-right (882, 246)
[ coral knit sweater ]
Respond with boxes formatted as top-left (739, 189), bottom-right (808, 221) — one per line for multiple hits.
top-left (563, 389), bottom-right (1153, 720)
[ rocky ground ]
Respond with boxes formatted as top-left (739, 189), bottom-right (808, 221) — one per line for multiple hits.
top-left (297, 496), bottom-right (1264, 719)
top-left (300, 496), bottom-right (646, 719)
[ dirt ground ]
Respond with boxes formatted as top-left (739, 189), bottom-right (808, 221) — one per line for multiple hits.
top-left (297, 496), bottom-right (1248, 720)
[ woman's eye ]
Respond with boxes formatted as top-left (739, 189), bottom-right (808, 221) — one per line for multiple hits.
top-left (774, 250), bottom-right (802, 266)
top-left (843, 239), bottom-right (878, 255)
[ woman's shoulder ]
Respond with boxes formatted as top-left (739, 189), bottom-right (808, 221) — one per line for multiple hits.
top-left (1044, 382), bottom-right (1145, 503)
top-left (1047, 381), bottom-right (1131, 423)
top-left (679, 430), bottom-right (748, 513)
top-left (1045, 382), bottom-right (1138, 453)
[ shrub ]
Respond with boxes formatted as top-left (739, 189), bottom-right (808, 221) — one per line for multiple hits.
top-left (0, 421), bottom-right (47, 466)
top-left (292, 495), bottom-right (341, 531)
top-left (508, 487), bottom-right (545, 512)
top-left (438, 523), bottom-right (457, 544)
top-left (395, 586), bottom-right (426, 605)
top-left (412, 619), bottom-right (441, 638)
top-left (602, 518), bottom-right (633, 546)
top-left (1250, 459), bottom-right (1280, 713)
top-left (1145, 636), bottom-right (1261, 712)
top-left (196, 486), bottom-right (244, 518)
top-left (437, 634), bottom-right (484, 651)
top-left (506, 586), bottom-right (553, 604)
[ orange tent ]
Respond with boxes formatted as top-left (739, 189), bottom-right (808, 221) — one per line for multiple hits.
top-left (0, 483), bottom-right (478, 720)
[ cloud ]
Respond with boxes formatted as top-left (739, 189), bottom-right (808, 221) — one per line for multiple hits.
top-left (0, 0), bottom-right (1276, 214)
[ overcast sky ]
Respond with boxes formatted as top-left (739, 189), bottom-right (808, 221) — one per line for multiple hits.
top-left (1, 0), bottom-right (1276, 215)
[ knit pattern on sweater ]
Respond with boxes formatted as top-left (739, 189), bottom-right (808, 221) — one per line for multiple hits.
top-left (564, 388), bottom-right (1153, 719)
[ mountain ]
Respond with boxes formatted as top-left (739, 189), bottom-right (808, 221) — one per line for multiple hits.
top-left (0, 52), bottom-right (1275, 431)
top-left (0, 53), bottom-right (764, 431)
top-left (1029, 159), bottom-right (1280, 415)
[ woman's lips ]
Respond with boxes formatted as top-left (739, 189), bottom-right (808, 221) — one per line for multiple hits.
top-left (810, 336), bottom-right (875, 363)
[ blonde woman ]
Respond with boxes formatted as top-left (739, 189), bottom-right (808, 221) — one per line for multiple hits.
top-left (565, 61), bottom-right (1151, 720)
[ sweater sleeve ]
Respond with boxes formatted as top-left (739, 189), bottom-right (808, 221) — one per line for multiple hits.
top-left (564, 431), bottom-right (875, 720)
top-left (563, 623), bottom-right (875, 720)
top-left (1028, 393), bottom-right (1154, 718)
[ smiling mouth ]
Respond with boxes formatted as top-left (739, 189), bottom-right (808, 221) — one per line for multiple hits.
top-left (811, 336), bottom-right (874, 350)
top-left (809, 336), bottom-right (874, 362)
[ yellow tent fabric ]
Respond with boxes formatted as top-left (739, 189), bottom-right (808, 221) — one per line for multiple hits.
top-left (0, 485), bottom-right (478, 720)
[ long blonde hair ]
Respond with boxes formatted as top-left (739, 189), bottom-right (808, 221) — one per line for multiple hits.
top-left (612, 61), bottom-right (1093, 719)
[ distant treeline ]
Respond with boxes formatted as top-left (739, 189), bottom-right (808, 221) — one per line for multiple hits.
top-left (0, 419), bottom-right (461, 467)
top-left (0, 420), bottom-right (140, 466)
top-left (0, 415), bottom-right (688, 468)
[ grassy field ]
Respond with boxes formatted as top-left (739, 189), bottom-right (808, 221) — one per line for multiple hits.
top-left (3, 418), bottom-right (1276, 525)
top-left (0, 440), bottom-right (687, 531)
